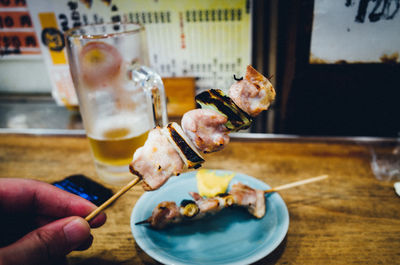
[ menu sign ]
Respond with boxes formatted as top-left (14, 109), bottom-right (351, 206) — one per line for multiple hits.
top-left (26, 0), bottom-right (252, 106)
top-left (310, 0), bottom-right (400, 64)
top-left (0, 0), bottom-right (40, 56)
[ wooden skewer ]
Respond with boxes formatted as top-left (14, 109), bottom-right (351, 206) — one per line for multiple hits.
top-left (265, 175), bottom-right (328, 194)
top-left (85, 177), bottom-right (141, 222)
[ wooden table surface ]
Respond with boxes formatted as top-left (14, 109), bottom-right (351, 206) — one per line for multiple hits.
top-left (0, 133), bottom-right (399, 265)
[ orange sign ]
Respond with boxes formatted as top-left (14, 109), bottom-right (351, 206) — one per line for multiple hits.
top-left (0, 5), bottom-right (40, 56)
top-left (0, 0), bottom-right (27, 8)
top-left (0, 31), bottom-right (38, 46)
top-left (0, 11), bottom-right (33, 28)
top-left (38, 12), bottom-right (66, 64)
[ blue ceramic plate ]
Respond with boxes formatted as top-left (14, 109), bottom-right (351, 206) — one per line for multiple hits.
top-left (131, 170), bottom-right (289, 265)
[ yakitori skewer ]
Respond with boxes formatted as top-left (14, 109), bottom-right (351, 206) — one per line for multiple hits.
top-left (136, 175), bottom-right (329, 229)
top-left (85, 65), bottom-right (275, 222)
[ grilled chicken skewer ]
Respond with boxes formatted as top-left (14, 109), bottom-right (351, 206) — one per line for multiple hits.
top-left (136, 175), bottom-right (328, 229)
top-left (130, 65), bottom-right (276, 191)
top-left (136, 182), bottom-right (265, 229)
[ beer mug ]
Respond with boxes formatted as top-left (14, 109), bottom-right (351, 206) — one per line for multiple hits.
top-left (65, 23), bottom-right (168, 185)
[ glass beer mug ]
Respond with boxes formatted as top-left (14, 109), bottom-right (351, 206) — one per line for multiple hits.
top-left (65, 23), bottom-right (168, 185)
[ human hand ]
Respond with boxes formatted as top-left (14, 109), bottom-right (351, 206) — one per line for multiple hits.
top-left (0, 178), bottom-right (107, 265)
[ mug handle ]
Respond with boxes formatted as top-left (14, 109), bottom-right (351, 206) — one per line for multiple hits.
top-left (130, 65), bottom-right (168, 127)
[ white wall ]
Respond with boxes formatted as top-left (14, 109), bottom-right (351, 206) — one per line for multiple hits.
top-left (0, 57), bottom-right (52, 93)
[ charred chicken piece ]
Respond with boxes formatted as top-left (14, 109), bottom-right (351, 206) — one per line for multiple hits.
top-left (195, 89), bottom-right (253, 132)
top-left (136, 201), bottom-right (182, 229)
top-left (162, 122), bottom-right (205, 168)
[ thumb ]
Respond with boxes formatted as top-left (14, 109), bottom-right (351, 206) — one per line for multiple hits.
top-left (0, 217), bottom-right (91, 265)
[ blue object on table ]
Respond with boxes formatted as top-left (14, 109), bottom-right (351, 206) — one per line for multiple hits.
top-left (53, 174), bottom-right (113, 206)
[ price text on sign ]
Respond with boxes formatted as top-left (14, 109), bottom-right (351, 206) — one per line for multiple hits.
top-left (0, 0), bottom-right (27, 8)
top-left (0, 0), bottom-right (40, 55)
top-left (0, 11), bottom-right (32, 28)
top-left (0, 31), bottom-right (38, 55)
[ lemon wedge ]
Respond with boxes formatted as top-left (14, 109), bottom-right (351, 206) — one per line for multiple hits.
top-left (196, 169), bottom-right (235, 197)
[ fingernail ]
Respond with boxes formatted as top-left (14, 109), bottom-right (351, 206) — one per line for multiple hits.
top-left (63, 218), bottom-right (90, 249)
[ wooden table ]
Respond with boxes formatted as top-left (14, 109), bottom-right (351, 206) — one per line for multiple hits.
top-left (0, 133), bottom-right (399, 265)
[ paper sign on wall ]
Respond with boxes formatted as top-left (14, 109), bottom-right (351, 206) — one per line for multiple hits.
top-left (26, 0), bottom-right (252, 107)
top-left (310, 0), bottom-right (400, 64)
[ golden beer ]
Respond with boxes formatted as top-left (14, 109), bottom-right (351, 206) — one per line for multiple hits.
top-left (88, 127), bottom-right (149, 167)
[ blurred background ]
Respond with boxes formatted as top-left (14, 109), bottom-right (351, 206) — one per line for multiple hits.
top-left (0, 0), bottom-right (399, 137)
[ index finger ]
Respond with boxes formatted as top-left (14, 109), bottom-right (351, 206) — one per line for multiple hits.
top-left (0, 178), bottom-right (106, 227)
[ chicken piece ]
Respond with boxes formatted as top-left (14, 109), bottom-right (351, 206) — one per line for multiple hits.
top-left (181, 109), bottom-right (230, 153)
top-left (189, 192), bottom-right (221, 217)
top-left (129, 127), bottom-right (184, 191)
top-left (229, 182), bottom-right (266, 218)
top-left (228, 65), bottom-right (276, 117)
top-left (140, 201), bottom-right (182, 229)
